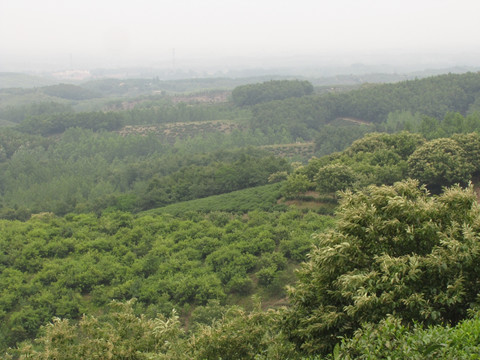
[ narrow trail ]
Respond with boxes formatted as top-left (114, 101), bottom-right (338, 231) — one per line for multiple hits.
top-left (335, 117), bottom-right (372, 125)
top-left (260, 142), bottom-right (314, 149)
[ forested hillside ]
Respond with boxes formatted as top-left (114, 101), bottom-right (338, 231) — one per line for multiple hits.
top-left (248, 72), bottom-right (480, 150)
top-left (3, 72), bottom-right (480, 358)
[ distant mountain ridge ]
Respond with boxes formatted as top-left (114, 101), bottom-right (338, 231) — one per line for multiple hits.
top-left (0, 72), bottom-right (57, 89)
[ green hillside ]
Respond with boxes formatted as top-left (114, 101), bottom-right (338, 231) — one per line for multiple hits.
top-left (147, 182), bottom-right (286, 215)
top-left (3, 71), bottom-right (480, 358)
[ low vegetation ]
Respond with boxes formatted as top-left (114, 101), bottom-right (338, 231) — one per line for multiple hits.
top-left (0, 208), bottom-right (334, 352)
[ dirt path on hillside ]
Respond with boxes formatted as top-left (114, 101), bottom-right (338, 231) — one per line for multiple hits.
top-left (336, 117), bottom-right (372, 125)
top-left (260, 142), bottom-right (315, 149)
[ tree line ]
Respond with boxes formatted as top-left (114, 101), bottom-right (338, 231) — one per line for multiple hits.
top-left (231, 79), bottom-right (314, 106)
top-left (283, 131), bottom-right (480, 198)
top-left (248, 72), bottom-right (480, 146)
top-left (0, 127), bottom-right (290, 218)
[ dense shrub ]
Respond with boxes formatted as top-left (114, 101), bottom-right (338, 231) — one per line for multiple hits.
top-left (284, 179), bottom-right (480, 355)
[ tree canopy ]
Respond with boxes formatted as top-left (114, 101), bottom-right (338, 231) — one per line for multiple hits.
top-left (231, 80), bottom-right (314, 106)
top-left (284, 179), bottom-right (480, 354)
top-left (407, 138), bottom-right (474, 192)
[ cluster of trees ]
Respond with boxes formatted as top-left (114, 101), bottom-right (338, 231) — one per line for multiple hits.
top-left (140, 152), bottom-right (289, 210)
top-left (40, 83), bottom-right (100, 100)
top-left (150, 182), bottom-right (288, 215)
top-left (8, 299), bottom-right (293, 360)
top-left (330, 314), bottom-right (480, 359)
top-left (11, 298), bottom-right (480, 359)
top-left (384, 110), bottom-right (480, 138)
top-left (284, 179), bottom-right (480, 354)
top-left (80, 76), bottom-right (263, 96)
top-left (249, 72), bottom-right (480, 146)
top-left (284, 131), bottom-right (480, 197)
top-left (251, 96), bottom-right (329, 141)
top-left (324, 72), bottom-right (480, 123)
top-left (231, 79), bottom-right (314, 106)
top-left (0, 102), bottom-right (74, 124)
top-left (7, 103), bottom-right (243, 136)
top-left (312, 111), bottom-right (480, 156)
top-left (0, 127), bottom-right (289, 217)
top-left (0, 128), bottom-right (51, 161)
top-left (3, 72), bottom-right (480, 164)
top-left (314, 123), bottom-right (375, 155)
top-left (125, 102), bottom-right (246, 126)
top-left (17, 111), bottom-right (125, 135)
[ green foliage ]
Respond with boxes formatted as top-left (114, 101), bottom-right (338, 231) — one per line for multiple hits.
top-left (151, 183), bottom-right (286, 215)
top-left (139, 150), bottom-right (290, 211)
top-left (0, 128), bottom-right (50, 160)
top-left (10, 298), bottom-right (297, 360)
top-left (384, 111), bottom-right (480, 140)
top-left (5, 72), bottom-right (480, 218)
top-left (41, 83), bottom-right (100, 100)
top-left (0, 102), bottom-right (73, 123)
top-left (189, 302), bottom-right (296, 360)
top-left (12, 299), bottom-right (185, 360)
top-left (11, 298), bottom-right (480, 359)
top-left (5, 72), bottom-right (480, 359)
top-left (286, 129), bottom-right (480, 200)
top-left (282, 173), bottom-right (315, 198)
top-left (408, 138), bottom-right (475, 191)
top-left (0, 128), bottom-right (289, 216)
top-left (329, 72), bottom-right (480, 123)
top-left (17, 111), bottom-right (126, 135)
top-left (249, 72), bottom-right (480, 149)
top-left (345, 131), bottom-right (425, 159)
top-left (284, 131), bottom-right (425, 198)
top-left (315, 164), bottom-right (357, 194)
top-left (140, 101), bottom-right (242, 122)
top-left (139, 151), bottom-right (288, 208)
top-left (0, 209), bottom-right (333, 351)
top-left (314, 124), bottom-right (375, 156)
top-left (251, 96), bottom-right (330, 141)
top-left (189, 299), bottom-right (228, 329)
top-left (232, 80), bottom-right (314, 106)
top-left (331, 314), bottom-right (480, 359)
top-left (452, 132), bottom-right (480, 174)
top-left (284, 180), bottom-right (480, 355)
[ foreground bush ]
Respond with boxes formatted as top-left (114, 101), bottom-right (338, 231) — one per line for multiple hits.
top-left (10, 299), bottom-right (295, 360)
top-left (10, 300), bottom-right (185, 360)
top-left (284, 179), bottom-right (480, 355)
top-left (331, 313), bottom-right (480, 359)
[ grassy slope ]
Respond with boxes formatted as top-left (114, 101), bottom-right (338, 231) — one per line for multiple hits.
top-left (145, 182), bottom-right (287, 216)
top-left (144, 182), bottom-right (338, 217)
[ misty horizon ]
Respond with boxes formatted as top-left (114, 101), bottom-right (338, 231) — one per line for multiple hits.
top-left (2, 0), bottom-right (480, 76)
top-left (3, 49), bottom-right (480, 79)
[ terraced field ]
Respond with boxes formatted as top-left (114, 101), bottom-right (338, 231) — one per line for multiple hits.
top-left (118, 119), bottom-right (243, 143)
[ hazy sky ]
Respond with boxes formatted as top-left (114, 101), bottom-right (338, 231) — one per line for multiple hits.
top-left (1, 0), bottom-right (480, 71)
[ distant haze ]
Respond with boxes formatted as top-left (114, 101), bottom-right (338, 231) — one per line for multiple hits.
top-left (1, 0), bottom-right (480, 73)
